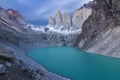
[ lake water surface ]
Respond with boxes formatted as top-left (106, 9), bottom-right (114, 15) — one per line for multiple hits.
top-left (28, 47), bottom-right (120, 80)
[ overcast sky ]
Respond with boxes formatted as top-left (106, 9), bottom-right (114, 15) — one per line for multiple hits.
top-left (0, 0), bottom-right (92, 25)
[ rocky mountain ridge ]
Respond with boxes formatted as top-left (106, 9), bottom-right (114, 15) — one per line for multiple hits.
top-left (0, 7), bottom-right (25, 25)
top-left (75, 0), bottom-right (120, 58)
top-left (48, 3), bottom-right (92, 31)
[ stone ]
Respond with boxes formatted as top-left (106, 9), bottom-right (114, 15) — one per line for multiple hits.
top-left (0, 64), bottom-right (6, 74)
top-left (0, 49), bottom-right (15, 62)
top-left (56, 10), bottom-right (63, 26)
top-left (48, 16), bottom-right (54, 26)
top-left (63, 12), bottom-right (71, 29)
top-left (44, 27), bottom-right (49, 32)
top-left (0, 44), bottom-right (15, 61)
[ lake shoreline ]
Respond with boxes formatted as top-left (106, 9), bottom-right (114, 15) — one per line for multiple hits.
top-left (28, 46), bottom-right (120, 80)
top-left (2, 40), bottom-right (120, 80)
top-left (1, 41), bottom-right (70, 80)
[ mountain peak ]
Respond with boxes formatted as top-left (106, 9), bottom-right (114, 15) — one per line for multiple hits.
top-left (63, 12), bottom-right (71, 27)
top-left (48, 16), bottom-right (54, 26)
top-left (56, 10), bottom-right (63, 26)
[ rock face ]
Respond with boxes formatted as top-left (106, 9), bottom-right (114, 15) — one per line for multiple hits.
top-left (7, 9), bottom-right (25, 25)
top-left (48, 16), bottom-right (54, 26)
top-left (75, 0), bottom-right (120, 58)
top-left (48, 3), bottom-right (92, 31)
top-left (63, 12), bottom-right (71, 28)
top-left (72, 7), bottom-right (92, 30)
top-left (56, 10), bottom-right (63, 26)
top-left (43, 31), bottom-right (79, 46)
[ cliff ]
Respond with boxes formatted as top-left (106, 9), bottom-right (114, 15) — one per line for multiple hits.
top-left (72, 7), bottom-right (92, 30)
top-left (75, 0), bottom-right (120, 58)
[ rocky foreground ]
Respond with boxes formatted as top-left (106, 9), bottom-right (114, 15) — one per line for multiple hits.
top-left (0, 42), bottom-right (70, 80)
top-left (0, 43), bottom-right (35, 80)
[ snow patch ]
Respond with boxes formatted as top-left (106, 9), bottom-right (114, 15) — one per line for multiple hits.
top-left (27, 24), bottom-right (81, 35)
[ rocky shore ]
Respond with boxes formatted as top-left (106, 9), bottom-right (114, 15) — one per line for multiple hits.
top-left (0, 41), bottom-right (71, 80)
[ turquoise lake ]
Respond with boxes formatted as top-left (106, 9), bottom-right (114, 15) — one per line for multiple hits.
top-left (28, 47), bottom-right (120, 80)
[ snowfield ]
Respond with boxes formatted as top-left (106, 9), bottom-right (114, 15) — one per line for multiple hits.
top-left (26, 24), bottom-right (82, 35)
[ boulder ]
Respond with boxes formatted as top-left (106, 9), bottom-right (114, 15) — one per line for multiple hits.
top-left (0, 51), bottom-right (15, 62)
top-left (0, 64), bottom-right (6, 74)
top-left (0, 44), bottom-right (15, 62)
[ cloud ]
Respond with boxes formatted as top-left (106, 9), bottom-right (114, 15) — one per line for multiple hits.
top-left (0, 0), bottom-right (93, 25)
top-left (31, 0), bottom-right (93, 20)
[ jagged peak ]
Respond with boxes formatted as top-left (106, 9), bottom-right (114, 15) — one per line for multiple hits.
top-left (56, 10), bottom-right (63, 26)
top-left (48, 16), bottom-right (54, 26)
top-left (57, 10), bottom-right (62, 14)
top-left (63, 12), bottom-right (71, 27)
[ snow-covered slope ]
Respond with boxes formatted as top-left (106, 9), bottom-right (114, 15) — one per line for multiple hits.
top-left (46, 25), bottom-right (81, 35)
top-left (27, 24), bottom-right (81, 35)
